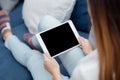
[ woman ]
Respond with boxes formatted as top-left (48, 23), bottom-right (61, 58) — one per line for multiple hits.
top-left (88, 0), bottom-right (120, 80)
top-left (0, 0), bottom-right (120, 79)
top-left (72, 0), bottom-right (120, 79)
top-left (28, 0), bottom-right (120, 79)
top-left (24, 0), bottom-right (120, 79)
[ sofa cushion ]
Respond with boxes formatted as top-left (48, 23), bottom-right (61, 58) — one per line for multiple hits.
top-left (9, 2), bottom-right (23, 28)
top-left (70, 0), bottom-right (91, 33)
top-left (22, 0), bottom-right (76, 34)
top-left (78, 30), bottom-right (89, 39)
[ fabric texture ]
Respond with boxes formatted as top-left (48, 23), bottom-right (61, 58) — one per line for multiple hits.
top-left (22, 0), bottom-right (76, 34)
top-left (5, 34), bottom-right (84, 80)
top-left (5, 35), bottom-right (63, 80)
top-left (0, 0), bottom-right (19, 12)
top-left (70, 0), bottom-right (91, 33)
top-left (70, 50), bottom-right (98, 80)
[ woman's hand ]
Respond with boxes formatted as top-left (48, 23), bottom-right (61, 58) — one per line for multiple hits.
top-left (43, 53), bottom-right (61, 80)
top-left (43, 53), bottom-right (60, 75)
top-left (78, 36), bottom-right (92, 55)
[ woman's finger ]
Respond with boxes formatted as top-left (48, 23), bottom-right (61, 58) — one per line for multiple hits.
top-left (43, 53), bottom-right (47, 60)
top-left (45, 53), bottom-right (51, 57)
top-left (44, 53), bottom-right (52, 60)
top-left (78, 36), bottom-right (84, 48)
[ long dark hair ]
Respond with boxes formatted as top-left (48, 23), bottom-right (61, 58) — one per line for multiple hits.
top-left (88, 0), bottom-right (120, 80)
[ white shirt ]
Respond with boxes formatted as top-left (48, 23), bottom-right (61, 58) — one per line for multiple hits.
top-left (70, 50), bottom-right (99, 80)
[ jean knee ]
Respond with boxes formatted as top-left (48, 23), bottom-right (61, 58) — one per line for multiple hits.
top-left (38, 15), bottom-right (61, 32)
top-left (24, 50), bottom-right (43, 66)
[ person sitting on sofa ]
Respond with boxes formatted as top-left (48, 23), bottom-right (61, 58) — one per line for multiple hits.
top-left (0, 0), bottom-right (120, 79)
top-left (0, 10), bottom-right (91, 80)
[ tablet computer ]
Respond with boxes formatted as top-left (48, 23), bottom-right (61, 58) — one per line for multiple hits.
top-left (36, 20), bottom-right (80, 57)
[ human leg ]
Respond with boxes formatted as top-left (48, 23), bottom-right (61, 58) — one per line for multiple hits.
top-left (0, 10), bottom-right (69, 80)
top-left (59, 47), bottom-right (85, 76)
top-left (5, 35), bottom-right (69, 80)
top-left (30, 15), bottom-right (85, 76)
top-left (0, 10), bottom-right (51, 80)
top-left (23, 15), bottom-right (85, 76)
top-left (24, 15), bottom-right (61, 49)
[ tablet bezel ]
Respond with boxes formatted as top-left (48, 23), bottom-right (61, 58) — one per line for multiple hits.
top-left (36, 20), bottom-right (80, 57)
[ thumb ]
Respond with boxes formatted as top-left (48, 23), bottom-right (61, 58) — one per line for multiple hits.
top-left (78, 36), bottom-right (83, 42)
top-left (45, 53), bottom-right (51, 57)
top-left (43, 53), bottom-right (51, 60)
top-left (43, 53), bottom-right (49, 61)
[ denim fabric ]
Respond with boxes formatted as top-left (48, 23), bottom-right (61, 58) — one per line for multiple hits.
top-left (4, 15), bottom-right (84, 80)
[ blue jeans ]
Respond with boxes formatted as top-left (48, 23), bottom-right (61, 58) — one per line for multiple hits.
top-left (5, 15), bottom-right (84, 80)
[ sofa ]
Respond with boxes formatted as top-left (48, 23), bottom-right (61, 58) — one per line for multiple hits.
top-left (0, 0), bottom-right (90, 80)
